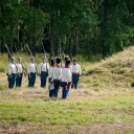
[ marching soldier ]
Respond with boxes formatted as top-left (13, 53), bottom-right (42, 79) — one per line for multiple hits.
top-left (48, 58), bottom-right (55, 97)
top-left (52, 57), bottom-right (62, 97)
top-left (62, 55), bottom-right (72, 72)
top-left (16, 57), bottom-right (24, 87)
top-left (7, 57), bottom-right (17, 89)
top-left (27, 57), bottom-right (37, 87)
top-left (71, 58), bottom-right (81, 89)
top-left (62, 59), bottom-right (72, 99)
top-left (38, 56), bottom-right (49, 88)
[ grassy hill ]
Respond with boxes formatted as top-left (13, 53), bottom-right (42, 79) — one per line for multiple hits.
top-left (0, 47), bottom-right (134, 133)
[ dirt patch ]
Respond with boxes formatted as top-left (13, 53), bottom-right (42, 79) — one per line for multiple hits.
top-left (0, 123), bottom-right (134, 134)
top-left (60, 123), bottom-right (134, 134)
top-left (78, 83), bottom-right (87, 89)
top-left (0, 73), bottom-right (7, 82)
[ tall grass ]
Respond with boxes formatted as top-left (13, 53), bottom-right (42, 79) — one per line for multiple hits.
top-left (0, 53), bottom-right (100, 73)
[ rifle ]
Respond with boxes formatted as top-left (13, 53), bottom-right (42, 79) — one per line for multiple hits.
top-left (43, 43), bottom-right (48, 75)
top-left (14, 45), bottom-right (27, 77)
top-left (26, 44), bottom-right (38, 76)
top-left (5, 44), bottom-right (20, 77)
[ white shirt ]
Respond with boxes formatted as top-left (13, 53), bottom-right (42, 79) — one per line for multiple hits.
top-left (16, 63), bottom-right (24, 73)
top-left (27, 62), bottom-right (37, 74)
top-left (48, 66), bottom-right (55, 78)
top-left (38, 62), bottom-right (49, 74)
top-left (53, 66), bottom-right (62, 80)
top-left (62, 64), bottom-right (72, 72)
top-left (7, 63), bottom-right (17, 75)
top-left (62, 67), bottom-right (71, 83)
top-left (71, 64), bottom-right (81, 75)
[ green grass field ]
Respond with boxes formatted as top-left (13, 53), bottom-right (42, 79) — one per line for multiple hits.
top-left (0, 47), bottom-right (134, 133)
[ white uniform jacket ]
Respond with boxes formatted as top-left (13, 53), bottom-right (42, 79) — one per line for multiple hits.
top-left (71, 64), bottom-right (81, 76)
top-left (48, 65), bottom-right (55, 90)
top-left (53, 66), bottom-right (62, 80)
top-left (16, 63), bottom-right (24, 73)
top-left (62, 64), bottom-right (72, 72)
top-left (38, 62), bottom-right (49, 75)
top-left (48, 65), bottom-right (55, 78)
top-left (7, 63), bottom-right (17, 76)
top-left (27, 62), bottom-right (37, 75)
top-left (62, 67), bottom-right (72, 83)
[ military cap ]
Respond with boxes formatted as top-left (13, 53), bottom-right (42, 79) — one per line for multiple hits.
top-left (55, 57), bottom-right (61, 64)
top-left (11, 57), bottom-right (15, 61)
top-left (65, 59), bottom-right (70, 64)
top-left (50, 59), bottom-right (55, 65)
top-left (18, 57), bottom-right (22, 60)
top-left (42, 56), bottom-right (46, 60)
top-left (72, 58), bottom-right (77, 61)
top-left (31, 56), bottom-right (35, 60)
top-left (64, 55), bottom-right (69, 61)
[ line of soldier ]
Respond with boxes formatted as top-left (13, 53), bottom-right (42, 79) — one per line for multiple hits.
top-left (7, 55), bottom-right (81, 99)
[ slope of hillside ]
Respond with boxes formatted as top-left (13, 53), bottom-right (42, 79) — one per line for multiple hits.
top-left (81, 46), bottom-right (134, 89)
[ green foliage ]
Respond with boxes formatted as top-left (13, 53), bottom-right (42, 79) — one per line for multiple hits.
top-left (1, 0), bottom-right (134, 57)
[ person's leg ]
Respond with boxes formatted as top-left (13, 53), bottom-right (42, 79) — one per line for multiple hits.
top-left (44, 72), bottom-right (47, 88)
top-left (11, 74), bottom-right (16, 88)
top-left (32, 73), bottom-right (36, 87)
top-left (28, 73), bottom-right (32, 87)
top-left (41, 72), bottom-right (44, 87)
top-left (54, 85), bottom-right (60, 97)
top-left (28, 77), bottom-right (31, 87)
top-left (73, 74), bottom-right (77, 89)
top-left (8, 76), bottom-right (12, 89)
top-left (16, 75), bottom-right (19, 87)
top-left (75, 74), bottom-right (79, 89)
top-left (62, 89), bottom-right (65, 99)
top-left (19, 73), bottom-right (23, 87)
top-left (66, 84), bottom-right (71, 97)
top-left (71, 74), bottom-right (75, 88)
top-left (49, 90), bottom-right (53, 97)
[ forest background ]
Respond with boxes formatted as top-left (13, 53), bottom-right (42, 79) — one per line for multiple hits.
top-left (0, 0), bottom-right (134, 59)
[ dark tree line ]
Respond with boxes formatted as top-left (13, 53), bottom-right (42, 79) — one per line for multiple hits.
top-left (0, 0), bottom-right (134, 59)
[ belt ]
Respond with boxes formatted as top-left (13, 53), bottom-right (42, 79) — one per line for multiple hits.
top-left (72, 72), bottom-right (79, 74)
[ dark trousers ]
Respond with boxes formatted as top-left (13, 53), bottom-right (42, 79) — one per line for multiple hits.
top-left (49, 90), bottom-right (54, 97)
top-left (53, 85), bottom-right (60, 97)
top-left (71, 74), bottom-right (79, 89)
top-left (8, 74), bottom-right (16, 89)
top-left (62, 84), bottom-right (71, 99)
top-left (28, 73), bottom-right (36, 87)
top-left (41, 71), bottom-right (47, 88)
top-left (16, 73), bottom-right (23, 87)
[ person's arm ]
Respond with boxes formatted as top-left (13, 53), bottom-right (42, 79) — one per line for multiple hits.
top-left (60, 68), bottom-right (63, 80)
top-left (27, 64), bottom-right (31, 78)
top-left (67, 69), bottom-right (72, 83)
top-left (47, 63), bottom-right (49, 70)
top-left (8, 64), bottom-right (12, 78)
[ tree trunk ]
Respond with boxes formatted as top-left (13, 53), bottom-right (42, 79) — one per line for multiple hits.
top-left (1, 37), bottom-right (4, 54)
top-left (102, 0), bottom-right (108, 58)
top-left (16, 22), bottom-right (19, 50)
top-left (31, 37), bottom-right (36, 56)
top-left (68, 36), bottom-right (72, 60)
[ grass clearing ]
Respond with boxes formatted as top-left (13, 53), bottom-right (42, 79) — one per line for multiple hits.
top-left (1, 95), bottom-right (134, 133)
top-left (1, 47), bottom-right (134, 133)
